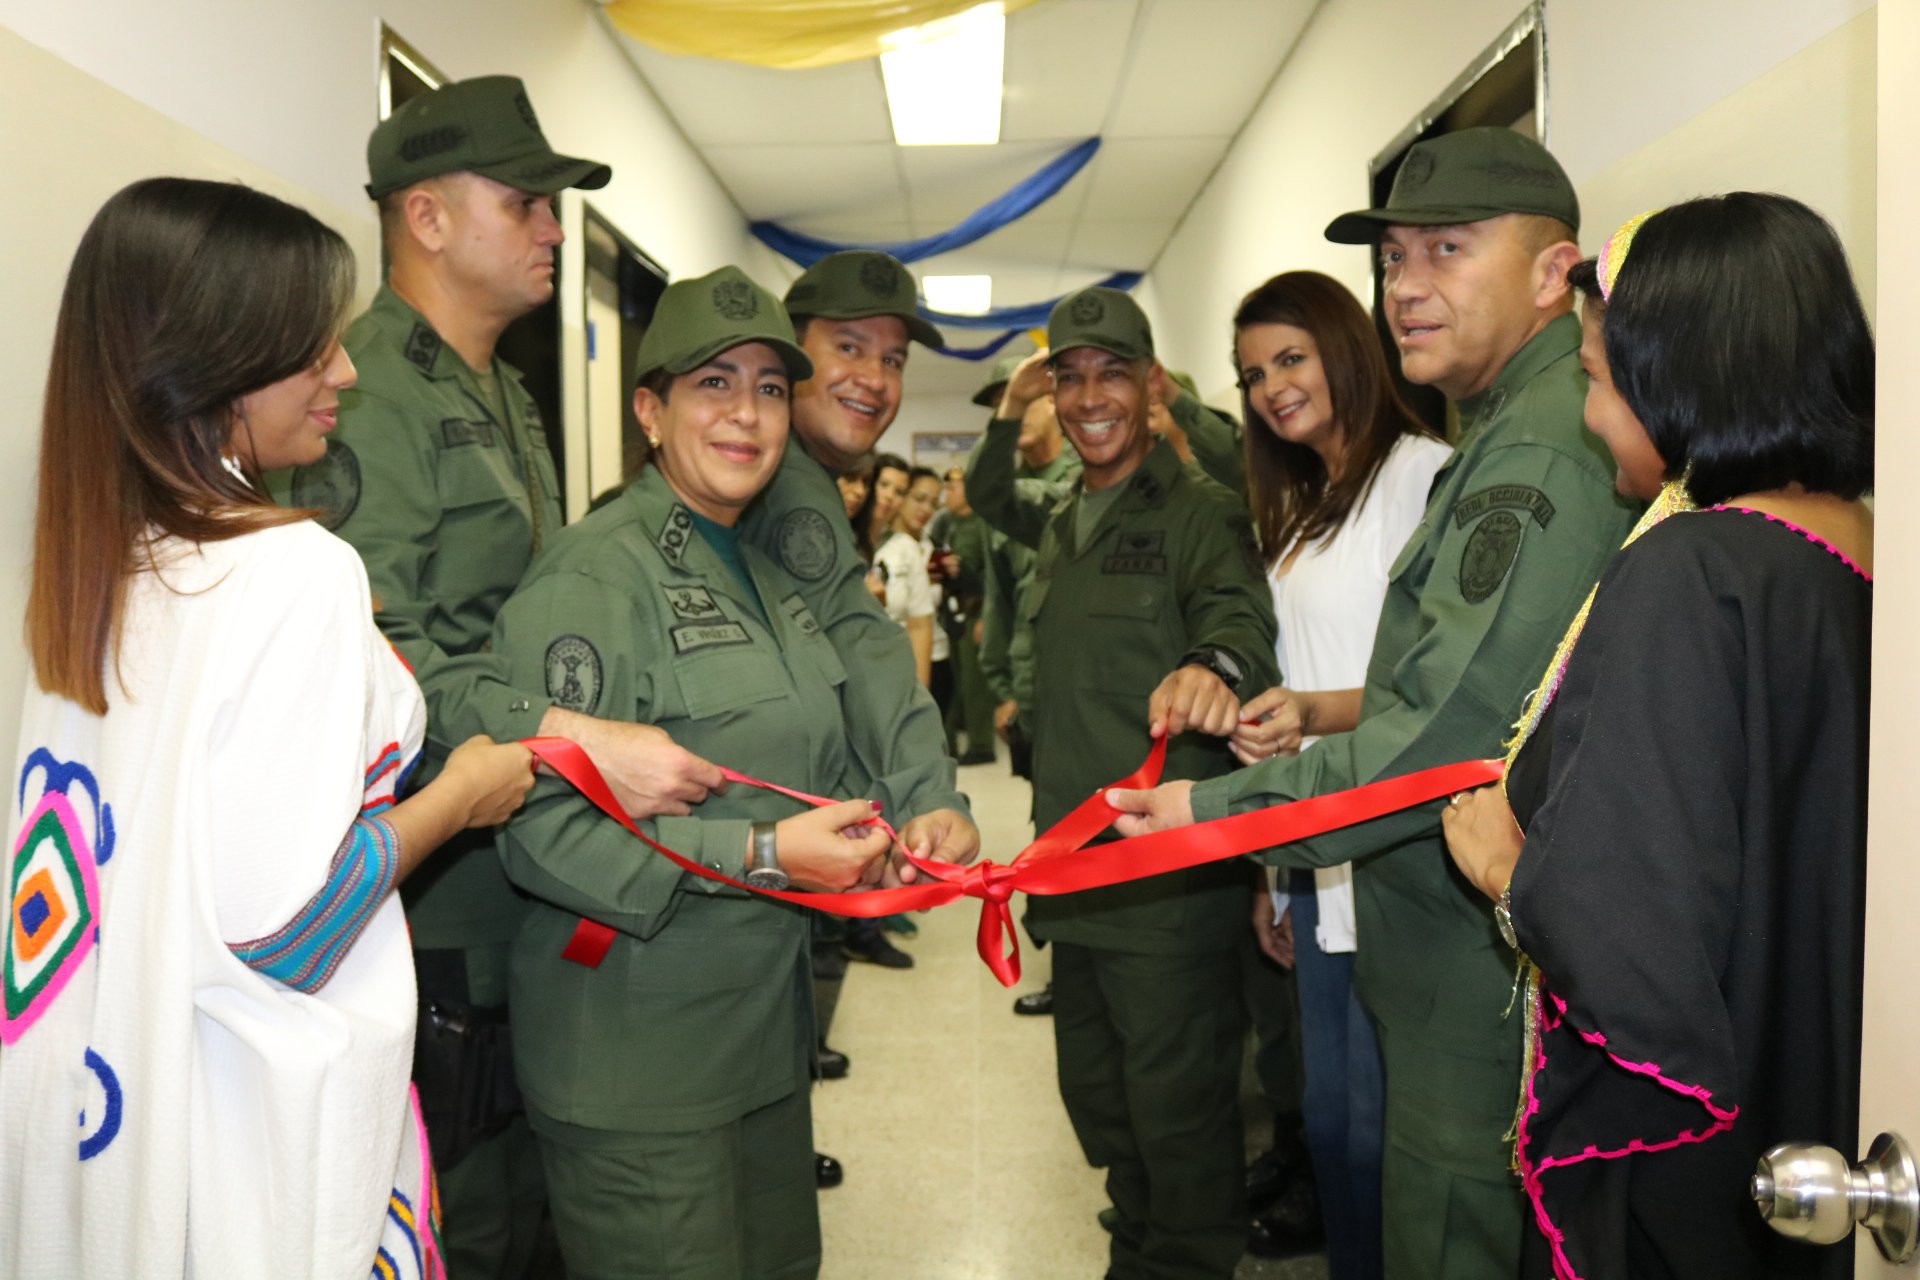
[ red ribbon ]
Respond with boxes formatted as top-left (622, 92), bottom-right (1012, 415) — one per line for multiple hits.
top-left (529, 736), bottom-right (1504, 987)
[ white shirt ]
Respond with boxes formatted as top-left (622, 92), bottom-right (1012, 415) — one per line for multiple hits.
top-left (1273, 433), bottom-right (1451, 953)
top-left (874, 530), bottom-right (936, 637)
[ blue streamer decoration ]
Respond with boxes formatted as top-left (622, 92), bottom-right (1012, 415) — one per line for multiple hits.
top-left (922, 271), bottom-right (1145, 361)
top-left (750, 137), bottom-right (1101, 267)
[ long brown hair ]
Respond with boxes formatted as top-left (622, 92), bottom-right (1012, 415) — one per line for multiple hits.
top-left (1233, 271), bottom-right (1436, 566)
top-left (28, 177), bottom-right (356, 713)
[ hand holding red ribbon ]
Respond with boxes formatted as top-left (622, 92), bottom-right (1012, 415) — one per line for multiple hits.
top-left (527, 736), bottom-right (1504, 987)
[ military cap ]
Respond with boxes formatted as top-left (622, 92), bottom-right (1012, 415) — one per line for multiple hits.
top-left (1047, 287), bottom-right (1154, 362)
top-left (971, 352), bottom-right (1026, 407)
top-left (782, 251), bottom-right (944, 349)
top-left (367, 75), bottom-right (611, 200)
top-left (1323, 126), bottom-right (1579, 244)
top-left (633, 267), bottom-right (812, 388)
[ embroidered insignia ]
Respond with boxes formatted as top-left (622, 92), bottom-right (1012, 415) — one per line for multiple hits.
top-left (290, 439), bottom-right (363, 531)
top-left (671, 622), bottom-right (752, 654)
top-left (664, 586), bottom-right (726, 622)
top-left (404, 324), bottom-right (442, 372)
top-left (440, 419), bottom-right (496, 448)
top-left (79, 1047), bottom-right (123, 1160)
top-left (712, 278), bottom-right (759, 321)
top-left (398, 126), bottom-right (466, 163)
top-left (1452, 484), bottom-right (1555, 530)
top-left (1398, 149), bottom-right (1435, 190)
top-left (1132, 470), bottom-right (1162, 501)
top-left (657, 506), bottom-right (695, 567)
top-left (5, 750), bottom-right (111, 1045)
top-left (544, 635), bottom-right (603, 714)
top-left (513, 92), bottom-right (540, 133)
top-left (858, 256), bottom-right (900, 298)
top-left (1459, 511), bottom-right (1524, 603)
top-left (1102, 529), bottom-right (1168, 576)
top-left (776, 508), bottom-right (838, 582)
top-left (780, 593), bottom-right (821, 636)
top-left (1069, 292), bottom-right (1106, 325)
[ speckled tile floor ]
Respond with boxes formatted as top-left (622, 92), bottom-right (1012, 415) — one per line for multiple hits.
top-left (813, 755), bottom-right (1328, 1280)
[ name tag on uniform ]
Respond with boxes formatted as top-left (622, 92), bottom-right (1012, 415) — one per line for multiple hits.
top-left (671, 622), bottom-right (752, 654)
top-left (441, 419), bottom-right (497, 448)
top-left (1102, 530), bottom-right (1168, 575)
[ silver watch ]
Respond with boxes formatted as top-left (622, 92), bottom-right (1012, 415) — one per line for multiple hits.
top-left (744, 821), bottom-right (790, 891)
top-left (1494, 881), bottom-right (1518, 951)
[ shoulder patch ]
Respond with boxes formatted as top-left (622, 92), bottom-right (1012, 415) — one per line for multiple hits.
top-left (1101, 529), bottom-right (1168, 576)
top-left (664, 585), bottom-right (726, 622)
top-left (776, 507), bottom-right (838, 582)
top-left (1459, 511), bottom-right (1524, 604)
top-left (290, 439), bottom-right (362, 531)
top-left (780, 592), bottom-right (821, 635)
top-left (1452, 484), bottom-right (1555, 530)
top-left (657, 505), bottom-right (695, 568)
top-left (671, 621), bottom-right (752, 654)
top-left (404, 323), bottom-right (442, 373)
top-left (545, 635), bottom-right (603, 714)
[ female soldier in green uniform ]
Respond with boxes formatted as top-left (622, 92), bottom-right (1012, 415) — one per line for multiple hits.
top-left (491, 267), bottom-right (896, 1279)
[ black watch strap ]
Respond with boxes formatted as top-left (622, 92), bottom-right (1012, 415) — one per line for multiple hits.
top-left (1179, 646), bottom-right (1244, 692)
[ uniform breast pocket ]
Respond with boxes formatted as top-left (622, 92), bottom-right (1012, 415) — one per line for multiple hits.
top-left (671, 649), bottom-right (792, 722)
top-left (439, 439), bottom-right (524, 512)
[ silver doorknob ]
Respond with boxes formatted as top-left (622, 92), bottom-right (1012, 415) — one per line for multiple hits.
top-left (1752, 1132), bottom-right (1919, 1262)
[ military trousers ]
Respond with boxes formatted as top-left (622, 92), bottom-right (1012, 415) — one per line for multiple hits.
top-left (526, 1086), bottom-right (820, 1280)
top-left (946, 623), bottom-right (998, 758)
top-left (1374, 1017), bottom-right (1527, 1280)
top-left (1051, 941), bottom-right (1247, 1280)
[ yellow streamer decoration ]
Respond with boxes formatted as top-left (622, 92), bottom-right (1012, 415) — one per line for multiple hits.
top-left (605, 0), bottom-right (1040, 70)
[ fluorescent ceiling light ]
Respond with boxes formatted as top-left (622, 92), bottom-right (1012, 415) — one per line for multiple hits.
top-left (881, 3), bottom-right (1004, 146)
top-left (923, 274), bottom-right (993, 314)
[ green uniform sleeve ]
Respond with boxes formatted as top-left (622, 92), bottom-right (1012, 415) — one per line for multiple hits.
top-left (1176, 493), bottom-right (1278, 692)
top-left (978, 532), bottom-right (1018, 703)
top-left (494, 565), bottom-right (736, 938)
top-left (1190, 440), bottom-right (1628, 868)
top-left (324, 390), bottom-right (552, 754)
top-left (965, 419), bottom-right (1058, 549)
top-left (1172, 391), bottom-right (1245, 494)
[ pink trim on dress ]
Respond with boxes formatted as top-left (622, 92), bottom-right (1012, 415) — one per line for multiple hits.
top-left (1515, 989), bottom-right (1741, 1280)
top-left (1708, 505), bottom-right (1872, 581)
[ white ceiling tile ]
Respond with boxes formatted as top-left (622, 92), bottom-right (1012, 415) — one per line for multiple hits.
top-left (1063, 219), bottom-right (1175, 270)
top-left (934, 219), bottom-right (1075, 269)
top-left (1106, 0), bottom-right (1317, 138)
top-left (1001, 0), bottom-right (1141, 143)
top-left (704, 144), bottom-right (907, 224)
top-left (620, 36), bottom-right (892, 147)
top-left (1078, 138), bottom-right (1228, 219)
top-left (898, 140), bottom-right (1089, 226)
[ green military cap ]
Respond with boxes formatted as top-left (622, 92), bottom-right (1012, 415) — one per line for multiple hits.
top-left (1323, 126), bottom-right (1579, 244)
top-left (1047, 286), bottom-right (1154, 362)
top-left (633, 267), bottom-right (812, 388)
top-left (367, 75), bottom-right (611, 200)
top-left (782, 251), bottom-right (944, 349)
top-left (971, 352), bottom-right (1026, 407)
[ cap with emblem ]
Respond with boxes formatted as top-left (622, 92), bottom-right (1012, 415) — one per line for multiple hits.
top-left (782, 251), bottom-right (944, 349)
top-left (1323, 127), bottom-right (1579, 245)
top-left (971, 352), bottom-right (1026, 408)
top-left (1047, 286), bottom-right (1154, 362)
top-left (366, 75), bottom-right (612, 200)
top-left (633, 266), bottom-right (813, 388)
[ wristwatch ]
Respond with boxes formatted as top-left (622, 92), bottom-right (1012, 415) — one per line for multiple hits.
top-left (1178, 646), bottom-right (1245, 692)
top-left (744, 821), bottom-right (790, 891)
top-left (1494, 880), bottom-right (1518, 951)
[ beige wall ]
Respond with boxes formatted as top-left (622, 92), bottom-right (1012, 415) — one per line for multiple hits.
top-left (1146, 0), bottom-right (1877, 406)
top-left (0, 4), bottom-right (767, 751)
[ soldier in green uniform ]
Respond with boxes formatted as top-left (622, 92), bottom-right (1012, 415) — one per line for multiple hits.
top-left (280, 76), bottom-right (727, 1277)
top-left (494, 267), bottom-right (899, 1279)
top-left (967, 288), bottom-right (1279, 1279)
top-left (1109, 128), bottom-right (1641, 1279)
top-left (739, 251), bottom-right (979, 866)
top-left (932, 465), bottom-right (999, 764)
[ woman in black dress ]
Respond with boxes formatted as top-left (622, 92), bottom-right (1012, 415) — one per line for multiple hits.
top-left (1443, 193), bottom-right (1874, 1280)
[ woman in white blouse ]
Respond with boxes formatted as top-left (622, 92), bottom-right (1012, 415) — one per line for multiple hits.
top-left (1228, 271), bottom-right (1449, 1280)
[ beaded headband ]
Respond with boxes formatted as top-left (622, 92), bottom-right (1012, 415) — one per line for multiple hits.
top-left (1596, 210), bottom-right (1659, 301)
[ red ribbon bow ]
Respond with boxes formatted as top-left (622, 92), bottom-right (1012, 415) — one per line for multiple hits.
top-left (528, 736), bottom-right (1504, 986)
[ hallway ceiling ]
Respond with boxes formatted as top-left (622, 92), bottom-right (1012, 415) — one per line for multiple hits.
top-left (606, 0), bottom-right (1319, 393)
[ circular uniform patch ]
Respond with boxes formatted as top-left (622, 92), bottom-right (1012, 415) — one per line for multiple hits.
top-left (1459, 511), bottom-right (1523, 604)
top-left (1069, 292), bottom-right (1105, 325)
top-left (545, 635), bottom-right (603, 714)
top-left (289, 439), bottom-right (362, 531)
top-left (777, 508), bottom-right (838, 582)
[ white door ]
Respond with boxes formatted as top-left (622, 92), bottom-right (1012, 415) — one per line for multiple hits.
top-left (1856, 2), bottom-right (1917, 1273)
top-left (584, 270), bottom-right (627, 504)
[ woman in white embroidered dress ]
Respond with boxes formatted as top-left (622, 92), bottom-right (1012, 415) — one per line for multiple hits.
top-left (1, 177), bottom-right (534, 1279)
top-left (1227, 270), bottom-right (1450, 1279)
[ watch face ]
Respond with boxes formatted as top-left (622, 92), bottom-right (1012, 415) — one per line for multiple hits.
top-left (746, 867), bottom-right (791, 892)
top-left (1496, 903), bottom-right (1518, 951)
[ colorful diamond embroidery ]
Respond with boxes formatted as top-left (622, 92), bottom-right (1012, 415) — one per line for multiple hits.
top-left (5, 754), bottom-right (106, 1045)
